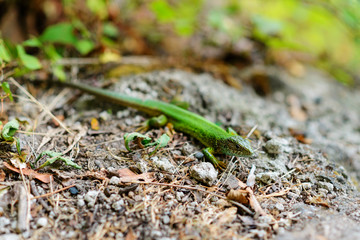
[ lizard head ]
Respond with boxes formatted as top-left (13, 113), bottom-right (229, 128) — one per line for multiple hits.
top-left (222, 136), bottom-right (254, 157)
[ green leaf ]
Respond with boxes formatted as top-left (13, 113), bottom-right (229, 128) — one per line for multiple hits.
top-left (15, 139), bottom-right (22, 155)
top-left (22, 38), bottom-right (42, 47)
top-left (16, 45), bottom-right (42, 70)
top-left (124, 132), bottom-right (170, 155)
top-left (103, 22), bottom-right (119, 38)
top-left (0, 42), bottom-right (11, 62)
top-left (150, 134), bottom-right (170, 156)
top-left (1, 119), bottom-right (19, 141)
top-left (43, 44), bottom-right (62, 61)
top-left (1, 82), bottom-right (13, 101)
top-left (36, 151), bottom-right (82, 169)
top-left (86, 0), bottom-right (108, 19)
top-left (39, 23), bottom-right (77, 45)
top-left (150, 0), bottom-right (175, 22)
top-left (124, 132), bottom-right (151, 152)
top-left (53, 65), bottom-right (67, 81)
top-left (252, 15), bottom-right (283, 36)
top-left (75, 39), bottom-right (95, 55)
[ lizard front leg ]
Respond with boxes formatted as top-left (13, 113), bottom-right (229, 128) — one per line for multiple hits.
top-left (202, 147), bottom-right (227, 170)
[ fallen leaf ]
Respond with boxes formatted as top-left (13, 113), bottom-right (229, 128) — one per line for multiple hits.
top-left (52, 115), bottom-right (65, 127)
top-left (289, 128), bottom-right (313, 144)
top-left (287, 95), bottom-right (308, 121)
top-left (91, 118), bottom-right (100, 130)
top-left (117, 168), bottom-right (154, 183)
top-left (308, 196), bottom-right (330, 208)
top-left (84, 170), bottom-right (109, 181)
top-left (215, 207), bottom-right (237, 225)
top-left (3, 162), bottom-right (53, 183)
top-left (0, 169), bottom-right (5, 181)
top-left (227, 189), bottom-right (249, 204)
top-left (125, 228), bottom-right (137, 240)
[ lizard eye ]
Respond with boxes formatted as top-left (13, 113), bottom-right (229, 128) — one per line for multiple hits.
top-left (235, 144), bottom-right (241, 149)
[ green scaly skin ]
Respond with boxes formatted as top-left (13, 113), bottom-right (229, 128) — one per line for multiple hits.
top-left (62, 81), bottom-right (254, 169)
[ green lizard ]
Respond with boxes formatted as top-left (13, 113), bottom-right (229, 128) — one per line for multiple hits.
top-left (62, 81), bottom-right (254, 169)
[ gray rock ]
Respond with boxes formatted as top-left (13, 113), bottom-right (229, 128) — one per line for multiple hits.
top-left (84, 191), bottom-right (99, 207)
top-left (181, 142), bottom-right (197, 156)
top-left (109, 176), bottom-right (121, 185)
top-left (301, 182), bottom-right (312, 190)
top-left (112, 200), bottom-right (124, 211)
top-left (265, 138), bottom-right (291, 154)
top-left (136, 159), bottom-right (149, 173)
top-left (0, 234), bottom-right (19, 240)
top-left (0, 217), bottom-right (10, 228)
top-left (162, 215), bottom-right (170, 224)
top-left (36, 217), bottom-right (48, 228)
top-left (77, 199), bottom-right (85, 207)
top-left (190, 162), bottom-right (218, 186)
top-left (287, 192), bottom-right (300, 200)
top-left (317, 181), bottom-right (334, 192)
top-left (99, 110), bottom-right (111, 121)
top-left (256, 172), bottom-right (280, 184)
top-left (175, 191), bottom-right (185, 201)
top-left (275, 203), bottom-right (285, 211)
top-left (152, 156), bottom-right (176, 173)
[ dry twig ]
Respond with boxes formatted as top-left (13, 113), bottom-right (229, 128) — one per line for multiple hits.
top-left (8, 77), bottom-right (72, 134)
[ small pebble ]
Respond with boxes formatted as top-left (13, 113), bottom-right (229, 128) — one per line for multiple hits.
top-left (275, 203), bottom-right (285, 211)
top-left (256, 172), bottom-right (280, 184)
top-left (69, 186), bottom-right (79, 195)
top-left (109, 176), bottom-right (121, 185)
top-left (287, 192), bottom-right (299, 200)
top-left (0, 217), bottom-right (10, 228)
top-left (181, 142), bottom-right (197, 156)
top-left (265, 138), bottom-right (291, 154)
top-left (99, 111), bottom-right (111, 121)
top-left (162, 215), bottom-right (170, 224)
top-left (175, 192), bottom-right (185, 201)
top-left (77, 199), bottom-right (85, 207)
top-left (151, 156), bottom-right (176, 173)
top-left (301, 182), bottom-right (312, 190)
top-left (190, 162), bottom-right (218, 186)
top-left (317, 181), bottom-right (334, 192)
top-left (134, 195), bottom-right (142, 202)
top-left (136, 159), bottom-right (149, 173)
top-left (0, 234), bottom-right (20, 240)
top-left (112, 200), bottom-right (124, 211)
top-left (84, 191), bottom-right (99, 207)
top-left (36, 217), bottom-right (48, 228)
top-left (194, 152), bottom-right (204, 159)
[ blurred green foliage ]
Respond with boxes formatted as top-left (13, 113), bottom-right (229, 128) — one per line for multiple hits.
top-left (0, 0), bottom-right (359, 84)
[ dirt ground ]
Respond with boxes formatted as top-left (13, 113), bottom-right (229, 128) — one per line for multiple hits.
top-left (1, 67), bottom-right (360, 240)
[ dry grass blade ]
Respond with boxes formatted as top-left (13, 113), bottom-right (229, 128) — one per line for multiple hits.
top-left (31, 184), bottom-right (76, 200)
top-left (8, 77), bottom-right (72, 134)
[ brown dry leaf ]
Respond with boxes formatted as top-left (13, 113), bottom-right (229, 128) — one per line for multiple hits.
top-left (308, 196), bottom-right (330, 208)
top-left (215, 207), bottom-right (237, 225)
top-left (287, 95), bottom-right (308, 121)
top-left (0, 169), bottom-right (5, 181)
top-left (117, 168), bottom-right (154, 183)
top-left (91, 118), bottom-right (100, 130)
top-left (289, 128), bottom-right (313, 144)
top-left (125, 228), bottom-right (137, 240)
top-left (227, 189), bottom-right (249, 204)
top-left (286, 60), bottom-right (305, 77)
top-left (52, 115), bottom-right (65, 127)
top-left (3, 162), bottom-right (53, 183)
top-left (84, 170), bottom-right (109, 181)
